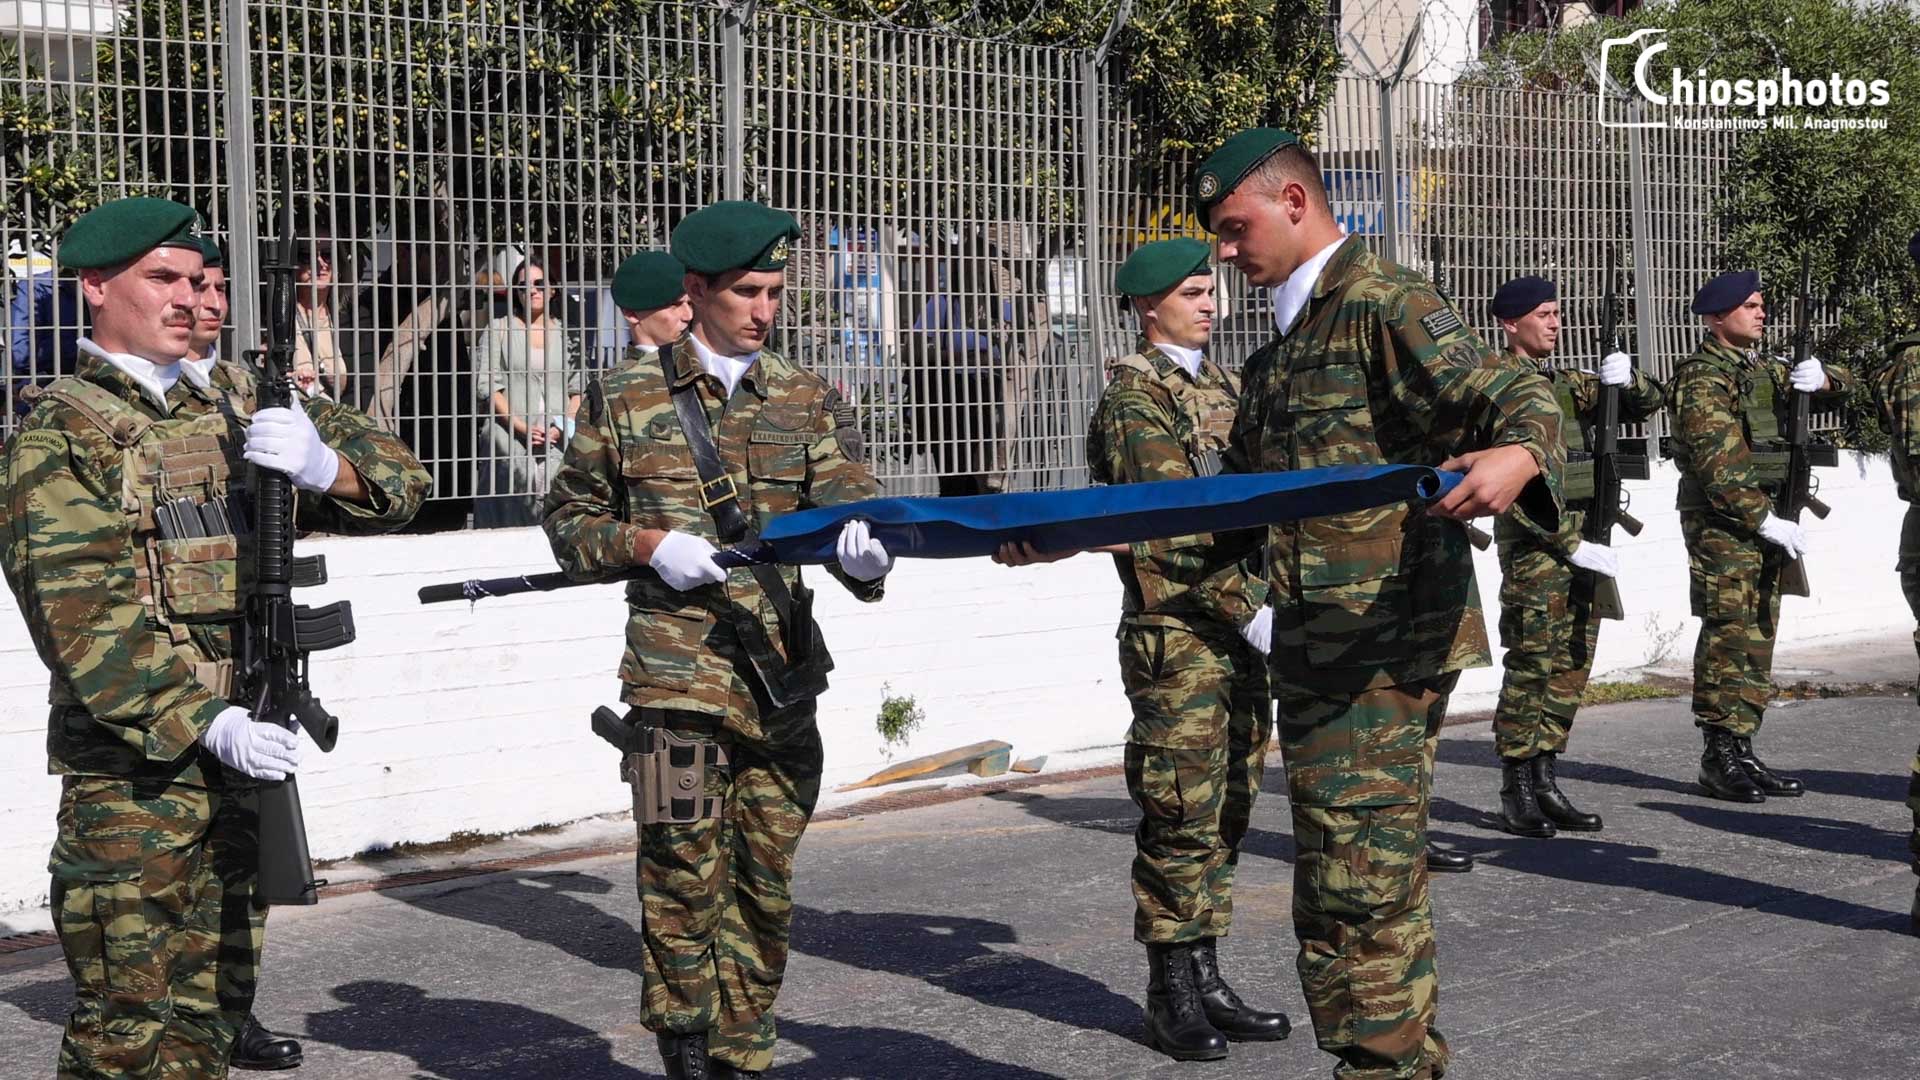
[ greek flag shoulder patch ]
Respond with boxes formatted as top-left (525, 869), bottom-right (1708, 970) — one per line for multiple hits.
top-left (1420, 307), bottom-right (1465, 341)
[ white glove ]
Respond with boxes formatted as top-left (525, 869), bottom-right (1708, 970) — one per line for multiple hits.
top-left (1790, 357), bottom-right (1826, 393)
top-left (1757, 513), bottom-right (1808, 559)
top-left (648, 530), bottom-right (728, 591)
top-left (835, 519), bottom-right (893, 582)
top-left (1567, 541), bottom-right (1620, 579)
top-left (1599, 351), bottom-right (1633, 387)
top-left (244, 399), bottom-right (341, 493)
top-left (199, 706), bottom-right (302, 781)
top-left (1240, 606), bottom-right (1273, 655)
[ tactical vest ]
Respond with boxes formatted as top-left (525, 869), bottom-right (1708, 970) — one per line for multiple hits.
top-left (41, 378), bottom-right (249, 704)
top-left (1548, 373), bottom-right (1595, 504)
top-left (1883, 335), bottom-right (1920, 500)
top-left (1107, 349), bottom-right (1237, 476)
top-left (1735, 364), bottom-right (1791, 487)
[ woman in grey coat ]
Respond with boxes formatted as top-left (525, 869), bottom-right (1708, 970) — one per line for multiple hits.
top-left (474, 257), bottom-right (580, 527)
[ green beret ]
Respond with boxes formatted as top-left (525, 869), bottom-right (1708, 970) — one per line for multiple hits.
top-left (610, 250), bottom-right (687, 312)
top-left (1189, 128), bottom-right (1302, 232)
top-left (58, 197), bottom-right (204, 269)
top-left (1115, 238), bottom-right (1212, 298)
top-left (670, 201), bottom-right (801, 275)
top-left (196, 236), bottom-right (225, 269)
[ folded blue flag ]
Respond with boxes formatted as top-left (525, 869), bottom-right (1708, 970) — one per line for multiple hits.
top-left (744, 464), bottom-right (1460, 564)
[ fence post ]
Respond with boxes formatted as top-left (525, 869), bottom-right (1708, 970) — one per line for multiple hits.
top-left (1378, 77), bottom-right (1399, 263)
top-left (723, 1), bottom-right (750, 200)
top-left (221, 0), bottom-right (262, 351)
top-left (1625, 99), bottom-right (1660, 435)
top-left (1079, 54), bottom-right (1106, 368)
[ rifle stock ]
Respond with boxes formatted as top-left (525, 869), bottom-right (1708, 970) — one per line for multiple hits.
top-left (1777, 252), bottom-right (1825, 599)
top-left (1581, 250), bottom-right (1633, 621)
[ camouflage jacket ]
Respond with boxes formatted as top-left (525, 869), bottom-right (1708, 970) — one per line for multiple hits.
top-left (1226, 236), bottom-right (1565, 691)
top-left (1087, 340), bottom-right (1267, 634)
top-left (541, 339), bottom-right (881, 737)
top-left (1668, 338), bottom-right (1854, 532)
top-left (1875, 335), bottom-right (1920, 503)
top-left (1496, 349), bottom-right (1665, 555)
top-left (1, 354), bottom-right (429, 785)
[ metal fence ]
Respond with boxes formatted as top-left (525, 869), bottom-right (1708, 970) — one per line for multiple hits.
top-left (3, 0), bottom-right (1766, 526)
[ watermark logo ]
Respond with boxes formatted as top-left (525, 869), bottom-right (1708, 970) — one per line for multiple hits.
top-left (1598, 27), bottom-right (1891, 132)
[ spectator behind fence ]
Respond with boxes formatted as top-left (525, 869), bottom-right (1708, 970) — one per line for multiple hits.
top-left (473, 257), bottom-right (580, 528)
top-left (361, 239), bottom-right (475, 531)
top-left (293, 234), bottom-right (350, 401)
top-left (7, 246), bottom-right (82, 419)
top-left (910, 244), bottom-right (1012, 496)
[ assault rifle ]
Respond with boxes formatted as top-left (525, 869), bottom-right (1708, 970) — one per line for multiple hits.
top-left (237, 209), bottom-right (357, 906)
top-left (1581, 250), bottom-right (1648, 620)
top-left (1776, 252), bottom-right (1834, 598)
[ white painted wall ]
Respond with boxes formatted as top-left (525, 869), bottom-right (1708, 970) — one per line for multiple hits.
top-left (1, 454), bottom-right (1909, 921)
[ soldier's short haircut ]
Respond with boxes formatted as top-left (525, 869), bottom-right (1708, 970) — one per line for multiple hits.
top-left (1244, 144), bottom-right (1330, 210)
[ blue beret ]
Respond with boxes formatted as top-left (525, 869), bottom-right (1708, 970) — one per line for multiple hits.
top-left (1490, 275), bottom-right (1556, 320)
top-left (611, 250), bottom-right (686, 312)
top-left (1909, 229), bottom-right (1920, 267)
top-left (1115, 238), bottom-right (1211, 298)
top-left (1692, 269), bottom-right (1761, 315)
top-left (671, 201), bottom-right (800, 275)
top-left (1190, 128), bottom-right (1303, 232)
top-left (59, 197), bottom-right (204, 269)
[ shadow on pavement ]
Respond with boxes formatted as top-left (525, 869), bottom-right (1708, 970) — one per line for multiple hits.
top-left (388, 869), bottom-right (643, 974)
top-left (307, 979), bottom-right (650, 1078)
top-left (1639, 800), bottom-right (1911, 863)
top-left (1426, 796), bottom-right (1909, 933)
top-left (793, 906), bottom-right (1142, 1043)
top-left (0, 976), bottom-right (69, 1028)
top-left (778, 1018), bottom-right (1065, 1079)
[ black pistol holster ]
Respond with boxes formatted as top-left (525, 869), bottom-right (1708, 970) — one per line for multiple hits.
top-left (594, 706), bottom-right (727, 825)
top-left (666, 345), bottom-right (833, 709)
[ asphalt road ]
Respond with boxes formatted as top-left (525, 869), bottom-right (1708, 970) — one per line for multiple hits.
top-left (3, 693), bottom-right (1917, 1079)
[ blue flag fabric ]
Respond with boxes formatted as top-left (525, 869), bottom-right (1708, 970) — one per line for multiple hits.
top-left (747, 464), bottom-right (1460, 564)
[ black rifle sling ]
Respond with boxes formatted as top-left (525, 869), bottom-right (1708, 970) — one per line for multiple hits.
top-left (663, 345), bottom-right (818, 679)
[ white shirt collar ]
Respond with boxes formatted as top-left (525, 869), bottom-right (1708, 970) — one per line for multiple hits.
top-left (1151, 342), bottom-right (1204, 379)
top-left (1270, 234), bottom-right (1349, 338)
top-left (686, 328), bottom-right (758, 399)
top-left (79, 337), bottom-right (183, 410)
top-left (180, 348), bottom-right (218, 390)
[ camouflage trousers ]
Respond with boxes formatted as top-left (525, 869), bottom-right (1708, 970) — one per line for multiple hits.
top-left (1118, 622), bottom-right (1271, 944)
top-left (49, 776), bottom-right (262, 1080)
top-left (1682, 511), bottom-right (1783, 737)
top-left (1493, 537), bottom-right (1601, 761)
top-left (1899, 505), bottom-right (1920, 873)
top-left (637, 706), bottom-right (824, 1075)
top-left (1273, 674), bottom-right (1457, 1080)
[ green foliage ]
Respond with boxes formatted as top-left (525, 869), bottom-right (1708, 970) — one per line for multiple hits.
top-left (1, 41), bottom-right (112, 233)
top-left (1475, 0), bottom-right (1920, 446)
top-left (875, 683), bottom-right (925, 746)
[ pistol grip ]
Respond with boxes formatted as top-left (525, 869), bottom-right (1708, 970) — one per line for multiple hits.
top-left (1805, 494), bottom-right (1831, 519)
top-left (1466, 524), bottom-right (1492, 551)
top-left (1618, 511), bottom-right (1645, 537)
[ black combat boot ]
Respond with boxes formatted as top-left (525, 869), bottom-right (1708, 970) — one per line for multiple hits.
top-left (1144, 943), bottom-right (1229, 1061)
top-left (1697, 727), bottom-right (1766, 803)
top-left (1531, 752), bottom-right (1603, 832)
top-left (1910, 878), bottom-right (1919, 938)
top-left (659, 1032), bottom-right (719, 1080)
top-left (1189, 938), bottom-right (1290, 1042)
top-left (230, 1014), bottom-right (302, 1071)
top-left (1732, 735), bottom-right (1805, 797)
top-left (1425, 842), bottom-right (1474, 873)
top-left (1498, 758), bottom-right (1557, 838)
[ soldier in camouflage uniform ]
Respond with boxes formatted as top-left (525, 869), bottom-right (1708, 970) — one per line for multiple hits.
top-left (179, 236), bottom-right (306, 1072)
top-left (1485, 276), bottom-right (1664, 839)
top-left (1087, 238), bottom-right (1288, 1060)
top-left (1668, 269), bottom-right (1852, 803)
top-left (1874, 229), bottom-right (1920, 935)
top-left (1193, 130), bottom-right (1564, 1080)
top-left (542, 203), bottom-right (890, 1079)
top-left (0, 198), bottom-right (429, 1080)
top-left (611, 249), bottom-right (693, 361)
